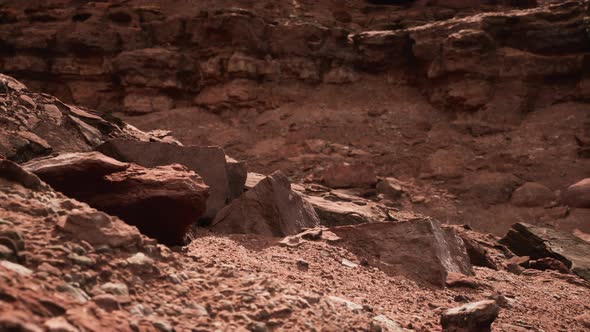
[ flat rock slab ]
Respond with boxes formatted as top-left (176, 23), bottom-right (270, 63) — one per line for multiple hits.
top-left (211, 171), bottom-right (320, 237)
top-left (331, 219), bottom-right (473, 286)
top-left (98, 139), bottom-right (242, 220)
top-left (500, 222), bottom-right (590, 281)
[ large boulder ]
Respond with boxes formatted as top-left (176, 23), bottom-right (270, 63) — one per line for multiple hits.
top-left (330, 219), bottom-right (473, 286)
top-left (210, 171), bottom-right (320, 237)
top-left (97, 139), bottom-right (244, 220)
top-left (24, 152), bottom-right (209, 244)
top-left (500, 223), bottom-right (590, 281)
top-left (510, 182), bottom-right (554, 207)
top-left (561, 178), bottom-right (590, 208)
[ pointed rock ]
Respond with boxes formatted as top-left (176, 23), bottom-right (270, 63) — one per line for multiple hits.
top-left (210, 171), bottom-right (320, 237)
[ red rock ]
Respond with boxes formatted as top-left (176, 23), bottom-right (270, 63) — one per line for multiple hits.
top-left (511, 182), bottom-right (554, 207)
top-left (376, 177), bottom-right (404, 200)
top-left (211, 171), bottom-right (320, 237)
top-left (441, 300), bottom-right (500, 332)
top-left (25, 152), bottom-right (209, 244)
top-left (321, 162), bottom-right (377, 189)
top-left (23, 151), bottom-right (129, 180)
top-left (0, 311), bottom-right (43, 332)
top-left (500, 223), bottom-right (590, 281)
top-left (97, 139), bottom-right (238, 220)
top-left (529, 257), bottom-right (570, 274)
top-left (445, 272), bottom-right (480, 289)
top-left (561, 178), bottom-right (590, 208)
top-left (58, 211), bottom-right (143, 248)
top-left (331, 219), bottom-right (473, 286)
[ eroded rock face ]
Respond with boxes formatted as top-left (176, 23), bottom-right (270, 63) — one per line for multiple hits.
top-left (97, 139), bottom-right (241, 220)
top-left (2, 1), bottom-right (585, 115)
top-left (500, 223), bottom-right (590, 281)
top-left (24, 152), bottom-right (209, 244)
top-left (0, 73), bottom-right (175, 163)
top-left (211, 171), bottom-right (320, 237)
top-left (331, 219), bottom-right (473, 286)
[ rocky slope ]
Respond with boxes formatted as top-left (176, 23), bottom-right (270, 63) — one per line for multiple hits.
top-left (2, 0), bottom-right (588, 237)
top-left (1, 66), bottom-right (590, 332)
top-left (1, 0), bottom-right (590, 331)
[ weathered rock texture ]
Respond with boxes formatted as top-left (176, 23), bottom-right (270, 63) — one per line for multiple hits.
top-left (97, 139), bottom-right (241, 220)
top-left (1, 1), bottom-right (586, 114)
top-left (24, 152), bottom-right (209, 244)
top-left (500, 222), bottom-right (590, 281)
top-left (331, 219), bottom-right (473, 286)
top-left (211, 171), bottom-right (320, 237)
top-left (441, 300), bottom-right (500, 332)
top-left (0, 73), bottom-right (174, 163)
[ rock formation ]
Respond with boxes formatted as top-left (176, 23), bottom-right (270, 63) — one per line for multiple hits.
top-left (23, 152), bottom-right (209, 244)
top-left (1, 0), bottom-right (590, 330)
top-left (211, 171), bottom-right (320, 237)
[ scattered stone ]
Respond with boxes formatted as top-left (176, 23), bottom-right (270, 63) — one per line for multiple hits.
top-left (0, 260), bottom-right (32, 275)
top-left (370, 314), bottom-right (410, 332)
top-left (56, 283), bottom-right (90, 304)
top-left (44, 317), bottom-right (79, 332)
top-left (341, 258), bottom-right (358, 268)
top-left (296, 259), bottom-right (309, 270)
top-left (92, 294), bottom-right (121, 312)
top-left (445, 272), bottom-right (480, 289)
top-left (101, 282), bottom-right (129, 296)
top-left (440, 300), bottom-right (499, 332)
top-left (211, 171), bottom-right (320, 237)
top-left (153, 320), bottom-right (173, 332)
top-left (326, 296), bottom-right (363, 313)
top-left (68, 254), bottom-right (95, 267)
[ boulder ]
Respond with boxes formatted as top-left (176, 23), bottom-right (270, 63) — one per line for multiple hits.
top-left (97, 139), bottom-right (243, 220)
top-left (510, 182), bottom-right (554, 207)
top-left (440, 300), bottom-right (500, 332)
top-left (58, 211), bottom-right (143, 248)
top-left (330, 219), bottom-right (473, 286)
top-left (500, 223), bottom-right (590, 281)
top-left (25, 152), bottom-right (209, 244)
top-left (376, 177), bottom-right (404, 200)
top-left (210, 171), bottom-right (320, 237)
top-left (561, 178), bottom-right (590, 208)
top-left (459, 172), bottom-right (521, 205)
top-left (321, 162), bottom-right (377, 189)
